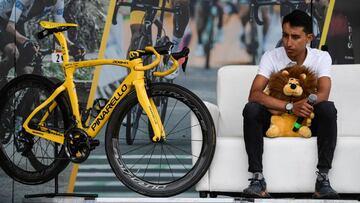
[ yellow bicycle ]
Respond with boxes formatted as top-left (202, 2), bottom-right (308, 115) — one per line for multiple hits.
top-left (0, 21), bottom-right (216, 197)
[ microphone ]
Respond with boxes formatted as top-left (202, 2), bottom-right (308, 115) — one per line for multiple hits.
top-left (293, 94), bottom-right (317, 132)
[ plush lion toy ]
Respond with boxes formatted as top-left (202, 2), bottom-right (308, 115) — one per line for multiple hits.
top-left (266, 65), bottom-right (317, 138)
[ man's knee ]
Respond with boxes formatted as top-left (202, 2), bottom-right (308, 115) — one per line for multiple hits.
top-left (243, 102), bottom-right (264, 120)
top-left (314, 101), bottom-right (337, 121)
top-left (4, 43), bottom-right (19, 60)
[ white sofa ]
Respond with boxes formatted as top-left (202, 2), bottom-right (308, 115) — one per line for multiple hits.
top-left (194, 65), bottom-right (360, 197)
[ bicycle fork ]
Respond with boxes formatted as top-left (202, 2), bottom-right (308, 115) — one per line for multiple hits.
top-left (133, 79), bottom-right (165, 142)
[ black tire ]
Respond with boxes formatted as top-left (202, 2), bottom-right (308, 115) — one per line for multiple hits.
top-left (105, 83), bottom-right (216, 197)
top-left (0, 74), bottom-right (71, 185)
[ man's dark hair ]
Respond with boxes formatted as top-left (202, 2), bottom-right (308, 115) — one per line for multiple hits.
top-left (282, 10), bottom-right (313, 34)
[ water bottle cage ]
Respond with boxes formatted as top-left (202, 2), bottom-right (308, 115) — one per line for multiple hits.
top-left (91, 98), bottom-right (108, 118)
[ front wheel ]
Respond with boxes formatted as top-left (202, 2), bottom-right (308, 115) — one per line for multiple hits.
top-left (105, 83), bottom-right (216, 197)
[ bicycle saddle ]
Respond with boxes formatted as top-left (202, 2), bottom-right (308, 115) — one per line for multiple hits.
top-left (38, 21), bottom-right (78, 40)
top-left (39, 21), bottom-right (78, 29)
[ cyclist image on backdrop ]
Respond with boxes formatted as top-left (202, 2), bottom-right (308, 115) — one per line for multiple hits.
top-left (0, 0), bottom-right (85, 88)
top-left (237, 0), bottom-right (270, 60)
top-left (125, 0), bottom-right (190, 80)
top-left (242, 10), bottom-right (339, 199)
top-left (194, 0), bottom-right (224, 57)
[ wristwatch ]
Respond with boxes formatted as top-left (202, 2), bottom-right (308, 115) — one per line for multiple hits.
top-left (285, 102), bottom-right (294, 114)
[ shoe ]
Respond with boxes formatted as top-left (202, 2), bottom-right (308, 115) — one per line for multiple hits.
top-left (243, 176), bottom-right (271, 198)
top-left (312, 172), bottom-right (339, 199)
top-left (194, 44), bottom-right (205, 57)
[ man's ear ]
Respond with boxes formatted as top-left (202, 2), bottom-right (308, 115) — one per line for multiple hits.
top-left (306, 33), bottom-right (314, 44)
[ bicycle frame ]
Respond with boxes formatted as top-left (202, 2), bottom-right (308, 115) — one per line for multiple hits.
top-left (22, 21), bottom-right (180, 145)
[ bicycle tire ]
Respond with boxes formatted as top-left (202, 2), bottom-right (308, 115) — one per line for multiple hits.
top-left (105, 83), bottom-right (216, 197)
top-left (0, 74), bottom-right (71, 185)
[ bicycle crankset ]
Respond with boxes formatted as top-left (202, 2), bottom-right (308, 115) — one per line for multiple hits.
top-left (64, 128), bottom-right (99, 163)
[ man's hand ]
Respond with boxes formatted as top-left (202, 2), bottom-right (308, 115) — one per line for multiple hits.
top-left (293, 99), bottom-right (314, 118)
top-left (18, 40), bottom-right (40, 59)
top-left (20, 40), bottom-right (40, 54)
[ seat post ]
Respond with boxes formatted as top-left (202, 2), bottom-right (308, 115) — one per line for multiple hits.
top-left (53, 32), bottom-right (70, 63)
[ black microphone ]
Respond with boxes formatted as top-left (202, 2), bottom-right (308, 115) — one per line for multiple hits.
top-left (293, 94), bottom-right (317, 132)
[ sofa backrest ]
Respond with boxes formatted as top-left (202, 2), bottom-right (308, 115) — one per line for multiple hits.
top-left (217, 64), bottom-right (360, 137)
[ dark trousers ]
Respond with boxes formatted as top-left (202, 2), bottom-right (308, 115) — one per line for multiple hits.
top-left (243, 101), bottom-right (337, 173)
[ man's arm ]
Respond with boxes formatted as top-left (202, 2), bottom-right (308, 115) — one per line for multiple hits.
top-left (5, 21), bottom-right (28, 44)
top-left (248, 74), bottom-right (288, 113)
top-left (6, 0), bottom-right (29, 44)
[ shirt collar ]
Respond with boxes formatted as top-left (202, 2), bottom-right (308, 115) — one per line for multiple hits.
top-left (284, 46), bottom-right (310, 67)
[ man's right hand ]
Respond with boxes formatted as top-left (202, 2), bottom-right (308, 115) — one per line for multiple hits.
top-left (19, 40), bottom-right (40, 56)
top-left (18, 40), bottom-right (40, 66)
top-left (293, 99), bottom-right (314, 118)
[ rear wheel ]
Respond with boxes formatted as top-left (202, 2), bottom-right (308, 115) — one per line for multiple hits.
top-left (105, 83), bottom-right (216, 197)
top-left (0, 75), bottom-right (71, 184)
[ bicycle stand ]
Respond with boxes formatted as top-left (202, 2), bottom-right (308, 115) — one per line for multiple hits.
top-left (23, 171), bottom-right (98, 202)
top-left (23, 144), bottom-right (98, 202)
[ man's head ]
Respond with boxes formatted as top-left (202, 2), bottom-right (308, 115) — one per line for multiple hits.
top-left (282, 10), bottom-right (314, 60)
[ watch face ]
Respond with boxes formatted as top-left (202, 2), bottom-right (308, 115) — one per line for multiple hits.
top-left (286, 103), bottom-right (293, 111)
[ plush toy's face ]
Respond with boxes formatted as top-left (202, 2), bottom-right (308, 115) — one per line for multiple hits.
top-left (282, 70), bottom-right (307, 97)
top-left (268, 65), bottom-right (317, 102)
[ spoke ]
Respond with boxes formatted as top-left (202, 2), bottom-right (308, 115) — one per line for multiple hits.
top-left (167, 110), bottom-right (191, 138)
top-left (16, 154), bottom-right (25, 169)
top-left (165, 142), bottom-right (199, 159)
top-left (129, 144), bottom-right (156, 170)
top-left (3, 138), bottom-right (14, 150)
top-left (166, 123), bottom-right (201, 137)
top-left (142, 144), bottom-right (157, 178)
top-left (119, 137), bottom-right (151, 141)
top-left (163, 146), bottom-right (175, 180)
top-left (37, 140), bottom-right (54, 159)
top-left (165, 138), bottom-right (203, 142)
top-left (164, 145), bottom-right (189, 171)
top-left (121, 142), bottom-right (153, 156)
top-left (163, 99), bottom-right (178, 128)
top-left (158, 144), bottom-right (163, 184)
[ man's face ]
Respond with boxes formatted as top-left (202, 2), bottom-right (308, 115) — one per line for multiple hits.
top-left (282, 22), bottom-right (313, 59)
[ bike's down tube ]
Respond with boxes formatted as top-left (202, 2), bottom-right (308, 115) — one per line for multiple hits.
top-left (86, 76), bottom-right (133, 137)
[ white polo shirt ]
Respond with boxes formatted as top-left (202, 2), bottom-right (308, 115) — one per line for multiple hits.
top-left (258, 46), bottom-right (332, 79)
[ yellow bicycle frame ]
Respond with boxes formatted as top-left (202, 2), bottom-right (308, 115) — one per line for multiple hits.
top-left (22, 21), bottom-right (179, 145)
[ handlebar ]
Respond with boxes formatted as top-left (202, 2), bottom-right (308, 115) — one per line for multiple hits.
top-left (132, 42), bottom-right (190, 77)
